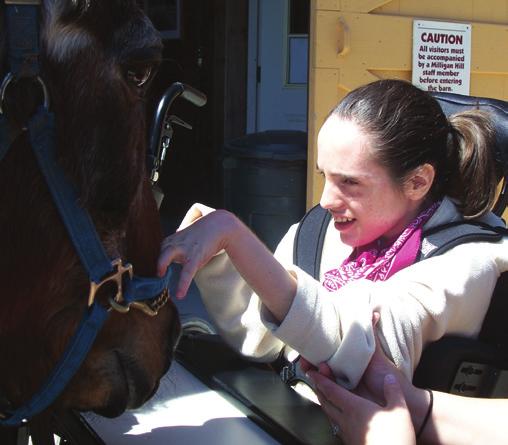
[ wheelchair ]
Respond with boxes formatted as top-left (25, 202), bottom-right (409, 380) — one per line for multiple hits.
top-left (6, 91), bottom-right (508, 445)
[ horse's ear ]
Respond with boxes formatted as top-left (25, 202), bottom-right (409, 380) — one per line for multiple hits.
top-left (70, 0), bottom-right (91, 14)
top-left (58, 0), bottom-right (91, 20)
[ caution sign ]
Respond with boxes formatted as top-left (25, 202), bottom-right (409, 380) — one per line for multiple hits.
top-left (412, 20), bottom-right (471, 95)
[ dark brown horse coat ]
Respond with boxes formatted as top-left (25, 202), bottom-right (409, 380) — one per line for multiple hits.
top-left (0, 0), bottom-right (180, 421)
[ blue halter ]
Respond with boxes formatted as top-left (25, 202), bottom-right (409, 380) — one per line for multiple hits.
top-left (0, 1), bottom-right (176, 426)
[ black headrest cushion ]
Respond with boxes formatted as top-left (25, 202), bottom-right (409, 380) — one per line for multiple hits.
top-left (431, 92), bottom-right (508, 172)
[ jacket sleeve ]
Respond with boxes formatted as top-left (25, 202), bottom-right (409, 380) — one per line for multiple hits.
top-left (193, 223), bottom-right (300, 362)
top-left (266, 240), bottom-right (506, 388)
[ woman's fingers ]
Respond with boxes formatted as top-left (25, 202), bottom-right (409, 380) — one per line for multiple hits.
top-left (158, 208), bottom-right (236, 300)
top-left (159, 210), bottom-right (232, 297)
top-left (157, 240), bottom-right (201, 299)
top-left (176, 257), bottom-right (201, 299)
top-left (157, 240), bottom-right (187, 276)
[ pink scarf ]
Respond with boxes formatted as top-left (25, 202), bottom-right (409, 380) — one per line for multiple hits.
top-left (322, 201), bottom-right (440, 292)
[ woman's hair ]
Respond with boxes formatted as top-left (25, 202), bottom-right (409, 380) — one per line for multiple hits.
top-left (329, 79), bottom-right (498, 218)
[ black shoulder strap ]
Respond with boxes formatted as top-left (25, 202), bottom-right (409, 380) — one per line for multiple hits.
top-left (421, 220), bottom-right (508, 349)
top-left (293, 204), bottom-right (331, 280)
top-left (420, 220), bottom-right (507, 260)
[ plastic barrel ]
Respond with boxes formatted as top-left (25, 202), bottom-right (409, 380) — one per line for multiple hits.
top-left (223, 130), bottom-right (307, 251)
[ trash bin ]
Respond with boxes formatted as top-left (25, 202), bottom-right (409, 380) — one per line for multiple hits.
top-left (223, 130), bottom-right (307, 251)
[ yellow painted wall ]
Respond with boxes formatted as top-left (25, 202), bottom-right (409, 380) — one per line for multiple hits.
top-left (307, 0), bottom-right (508, 207)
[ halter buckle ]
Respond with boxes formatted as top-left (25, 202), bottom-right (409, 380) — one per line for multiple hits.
top-left (88, 259), bottom-right (133, 311)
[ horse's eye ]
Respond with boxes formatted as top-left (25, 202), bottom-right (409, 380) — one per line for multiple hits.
top-left (126, 66), bottom-right (153, 88)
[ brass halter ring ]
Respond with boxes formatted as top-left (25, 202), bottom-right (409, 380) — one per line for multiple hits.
top-left (0, 72), bottom-right (50, 115)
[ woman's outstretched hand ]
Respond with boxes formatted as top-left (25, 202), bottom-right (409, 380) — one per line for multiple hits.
top-left (158, 203), bottom-right (239, 299)
top-left (158, 202), bottom-right (298, 321)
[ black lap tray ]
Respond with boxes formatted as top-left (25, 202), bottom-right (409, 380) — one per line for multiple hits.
top-left (176, 333), bottom-right (339, 445)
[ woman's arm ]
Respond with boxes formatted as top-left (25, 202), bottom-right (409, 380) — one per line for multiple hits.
top-left (158, 208), bottom-right (297, 321)
top-left (159, 204), bottom-right (504, 389)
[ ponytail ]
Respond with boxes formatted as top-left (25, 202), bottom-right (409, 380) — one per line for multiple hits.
top-left (446, 110), bottom-right (498, 219)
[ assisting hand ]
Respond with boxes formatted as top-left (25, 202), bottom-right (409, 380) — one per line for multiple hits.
top-left (302, 318), bottom-right (421, 445)
top-left (308, 370), bottom-right (416, 445)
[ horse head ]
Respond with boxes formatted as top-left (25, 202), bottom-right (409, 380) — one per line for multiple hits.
top-left (0, 0), bottom-right (180, 419)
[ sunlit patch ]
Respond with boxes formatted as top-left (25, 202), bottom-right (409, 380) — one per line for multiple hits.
top-left (83, 363), bottom-right (276, 443)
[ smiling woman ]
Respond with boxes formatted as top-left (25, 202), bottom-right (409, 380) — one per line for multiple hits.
top-left (157, 79), bottom-right (508, 399)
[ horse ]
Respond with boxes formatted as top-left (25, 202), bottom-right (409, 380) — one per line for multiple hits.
top-left (0, 0), bottom-right (181, 437)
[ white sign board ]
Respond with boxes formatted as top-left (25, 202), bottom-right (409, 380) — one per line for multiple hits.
top-left (412, 20), bottom-right (471, 95)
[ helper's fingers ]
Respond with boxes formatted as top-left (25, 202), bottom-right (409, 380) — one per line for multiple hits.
top-left (314, 390), bottom-right (343, 421)
top-left (383, 374), bottom-right (408, 410)
top-left (308, 370), bottom-right (355, 413)
top-left (317, 362), bottom-right (335, 380)
top-left (372, 311), bottom-right (380, 326)
top-left (299, 357), bottom-right (316, 373)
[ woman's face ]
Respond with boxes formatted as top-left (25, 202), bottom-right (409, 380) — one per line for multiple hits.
top-left (317, 116), bottom-right (421, 248)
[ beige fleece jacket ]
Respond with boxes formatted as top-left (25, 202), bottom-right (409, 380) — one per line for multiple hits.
top-left (194, 198), bottom-right (508, 388)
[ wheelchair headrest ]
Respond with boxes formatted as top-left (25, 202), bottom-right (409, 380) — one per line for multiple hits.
top-left (431, 92), bottom-right (508, 216)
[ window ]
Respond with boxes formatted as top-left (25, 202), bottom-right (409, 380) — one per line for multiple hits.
top-left (287, 0), bottom-right (310, 85)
